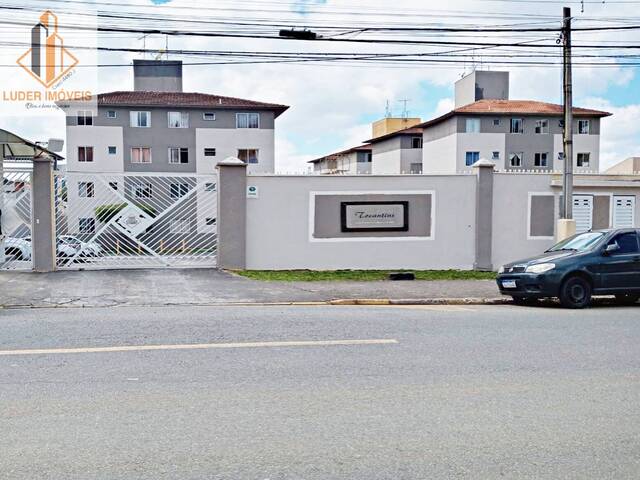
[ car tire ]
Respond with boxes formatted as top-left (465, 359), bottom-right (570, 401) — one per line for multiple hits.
top-left (559, 275), bottom-right (592, 309)
top-left (614, 294), bottom-right (640, 306)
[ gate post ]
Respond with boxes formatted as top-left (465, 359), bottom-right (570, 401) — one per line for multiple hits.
top-left (216, 157), bottom-right (247, 270)
top-left (31, 157), bottom-right (56, 272)
top-left (473, 159), bottom-right (495, 271)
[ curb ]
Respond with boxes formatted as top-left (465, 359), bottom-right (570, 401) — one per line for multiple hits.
top-left (0, 298), bottom-right (509, 310)
top-left (328, 297), bottom-right (509, 306)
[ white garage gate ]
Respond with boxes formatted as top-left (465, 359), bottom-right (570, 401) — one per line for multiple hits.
top-left (54, 171), bottom-right (218, 270)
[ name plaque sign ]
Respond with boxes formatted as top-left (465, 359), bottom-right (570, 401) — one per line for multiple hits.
top-left (340, 201), bottom-right (409, 232)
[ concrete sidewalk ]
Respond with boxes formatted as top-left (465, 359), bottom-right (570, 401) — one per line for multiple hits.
top-left (0, 268), bottom-right (502, 308)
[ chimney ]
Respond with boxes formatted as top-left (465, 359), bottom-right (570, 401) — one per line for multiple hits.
top-left (133, 59), bottom-right (183, 92)
top-left (454, 70), bottom-right (509, 108)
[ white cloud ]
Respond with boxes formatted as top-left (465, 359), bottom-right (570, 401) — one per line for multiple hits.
top-left (583, 97), bottom-right (640, 170)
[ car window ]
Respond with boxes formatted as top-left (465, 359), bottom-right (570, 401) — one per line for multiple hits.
top-left (548, 232), bottom-right (605, 252)
top-left (608, 232), bottom-right (640, 255)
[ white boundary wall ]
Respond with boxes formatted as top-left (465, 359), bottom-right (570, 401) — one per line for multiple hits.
top-left (242, 171), bottom-right (640, 271)
top-left (245, 174), bottom-right (477, 270)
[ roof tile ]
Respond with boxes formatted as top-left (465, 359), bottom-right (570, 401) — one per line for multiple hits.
top-left (97, 91), bottom-right (289, 117)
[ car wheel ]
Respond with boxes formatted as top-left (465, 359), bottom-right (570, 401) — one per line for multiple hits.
top-left (559, 275), bottom-right (592, 309)
top-left (614, 294), bottom-right (640, 306)
top-left (511, 296), bottom-right (538, 306)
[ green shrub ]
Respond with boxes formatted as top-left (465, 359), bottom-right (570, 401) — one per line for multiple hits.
top-left (94, 203), bottom-right (126, 223)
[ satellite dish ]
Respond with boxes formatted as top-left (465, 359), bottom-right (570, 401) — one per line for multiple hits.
top-left (47, 138), bottom-right (64, 153)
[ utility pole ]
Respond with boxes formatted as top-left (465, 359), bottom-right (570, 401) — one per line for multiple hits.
top-left (558, 6), bottom-right (576, 240)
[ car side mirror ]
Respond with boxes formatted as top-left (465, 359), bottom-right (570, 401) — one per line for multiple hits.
top-left (604, 242), bottom-right (620, 255)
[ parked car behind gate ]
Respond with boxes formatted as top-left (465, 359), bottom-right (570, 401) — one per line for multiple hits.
top-left (497, 229), bottom-right (640, 308)
top-left (3, 236), bottom-right (92, 263)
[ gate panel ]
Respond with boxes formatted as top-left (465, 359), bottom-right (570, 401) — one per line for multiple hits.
top-left (1, 168), bottom-right (33, 271)
top-left (55, 172), bottom-right (217, 270)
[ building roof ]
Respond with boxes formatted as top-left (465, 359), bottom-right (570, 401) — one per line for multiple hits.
top-left (308, 145), bottom-right (372, 163)
top-left (418, 99), bottom-right (611, 129)
top-left (96, 91), bottom-right (290, 117)
top-left (362, 127), bottom-right (424, 145)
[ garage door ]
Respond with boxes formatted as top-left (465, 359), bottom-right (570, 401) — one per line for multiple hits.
top-left (573, 195), bottom-right (593, 233)
top-left (613, 196), bottom-right (635, 228)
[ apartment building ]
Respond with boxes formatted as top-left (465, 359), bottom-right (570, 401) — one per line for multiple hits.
top-left (57, 59), bottom-right (288, 241)
top-left (309, 145), bottom-right (372, 174)
top-left (365, 127), bottom-right (424, 174)
top-left (420, 70), bottom-right (611, 174)
top-left (63, 59), bottom-right (289, 176)
top-left (313, 70), bottom-right (610, 176)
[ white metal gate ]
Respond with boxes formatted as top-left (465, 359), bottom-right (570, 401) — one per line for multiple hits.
top-left (1, 167), bottom-right (32, 270)
top-left (573, 195), bottom-right (593, 233)
top-left (55, 171), bottom-right (218, 270)
top-left (613, 196), bottom-right (635, 229)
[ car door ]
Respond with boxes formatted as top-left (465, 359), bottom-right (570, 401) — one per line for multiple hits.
top-left (598, 231), bottom-right (640, 291)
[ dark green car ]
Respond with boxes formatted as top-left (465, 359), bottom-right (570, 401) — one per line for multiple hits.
top-left (497, 229), bottom-right (640, 308)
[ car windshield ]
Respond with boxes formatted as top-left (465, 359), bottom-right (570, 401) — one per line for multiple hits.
top-left (547, 231), bottom-right (605, 252)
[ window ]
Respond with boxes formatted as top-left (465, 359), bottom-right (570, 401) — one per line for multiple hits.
top-left (534, 152), bottom-right (548, 167)
top-left (493, 118), bottom-right (501, 126)
top-left (204, 182), bottom-right (217, 192)
top-left (558, 152), bottom-right (565, 160)
top-left (130, 111), bottom-right (151, 127)
top-left (204, 148), bottom-right (217, 157)
top-left (607, 232), bottom-right (640, 255)
top-left (170, 219), bottom-right (190, 234)
top-left (168, 147), bottom-right (189, 164)
top-left (108, 146), bottom-right (117, 155)
top-left (510, 118), bottom-right (524, 134)
top-left (78, 181), bottom-right (94, 198)
top-left (79, 218), bottom-right (95, 234)
top-left (237, 148), bottom-right (259, 164)
top-left (410, 163), bottom-right (423, 174)
top-left (203, 112), bottom-right (216, 121)
top-left (534, 119), bottom-right (549, 134)
top-left (170, 183), bottom-right (190, 198)
top-left (492, 151), bottom-right (500, 160)
top-left (357, 152), bottom-right (372, 163)
top-left (205, 217), bottom-right (217, 226)
top-left (509, 152), bottom-right (523, 167)
top-left (109, 182), bottom-right (118, 191)
top-left (411, 137), bottom-right (423, 148)
top-left (132, 182), bottom-right (152, 199)
top-left (577, 152), bottom-right (590, 167)
top-left (168, 111), bottom-right (189, 128)
top-left (78, 146), bottom-right (93, 163)
top-left (465, 151), bottom-right (480, 166)
top-left (106, 110), bottom-right (117, 119)
top-left (578, 120), bottom-right (590, 134)
top-left (77, 111), bottom-right (93, 126)
top-left (131, 147), bottom-right (152, 164)
top-left (236, 112), bottom-right (259, 129)
top-left (465, 118), bottom-right (480, 133)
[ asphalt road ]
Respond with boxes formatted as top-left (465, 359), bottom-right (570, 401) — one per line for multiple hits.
top-left (1, 304), bottom-right (639, 479)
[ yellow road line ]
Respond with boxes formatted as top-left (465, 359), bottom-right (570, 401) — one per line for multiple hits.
top-left (0, 338), bottom-right (398, 357)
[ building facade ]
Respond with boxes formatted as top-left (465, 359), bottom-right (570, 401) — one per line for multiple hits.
top-left (64, 60), bottom-right (288, 176)
top-left (420, 99), bottom-right (608, 174)
top-left (309, 146), bottom-right (372, 174)
top-left (313, 70), bottom-right (610, 176)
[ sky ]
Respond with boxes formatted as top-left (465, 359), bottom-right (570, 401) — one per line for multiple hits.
top-left (1, 0), bottom-right (639, 172)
